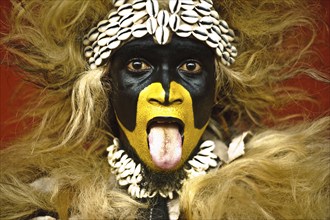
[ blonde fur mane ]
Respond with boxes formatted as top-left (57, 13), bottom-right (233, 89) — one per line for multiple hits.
top-left (0, 0), bottom-right (329, 219)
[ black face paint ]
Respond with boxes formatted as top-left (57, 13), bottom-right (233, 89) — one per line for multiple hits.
top-left (110, 35), bottom-right (216, 131)
top-left (109, 35), bottom-right (216, 170)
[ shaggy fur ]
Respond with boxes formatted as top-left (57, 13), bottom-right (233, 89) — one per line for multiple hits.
top-left (0, 0), bottom-right (329, 219)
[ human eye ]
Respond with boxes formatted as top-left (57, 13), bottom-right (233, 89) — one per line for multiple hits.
top-left (127, 58), bottom-right (151, 73)
top-left (178, 60), bottom-right (202, 75)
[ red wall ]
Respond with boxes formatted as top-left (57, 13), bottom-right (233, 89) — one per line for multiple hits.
top-left (0, 1), bottom-right (329, 144)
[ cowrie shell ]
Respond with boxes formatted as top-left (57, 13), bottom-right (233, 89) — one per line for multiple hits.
top-left (193, 26), bottom-right (208, 41)
top-left (169, 14), bottom-right (180, 31)
top-left (98, 37), bottom-right (111, 46)
top-left (88, 57), bottom-right (95, 64)
top-left (140, 188), bottom-right (147, 198)
top-left (229, 57), bottom-right (235, 64)
top-left (95, 57), bottom-right (103, 66)
top-left (194, 155), bottom-right (211, 166)
top-left (117, 3), bottom-right (133, 16)
top-left (84, 46), bottom-right (93, 58)
top-left (146, 17), bottom-right (158, 34)
top-left (90, 63), bottom-right (97, 70)
top-left (119, 13), bottom-right (134, 27)
top-left (219, 23), bottom-right (229, 33)
top-left (169, 0), bottom-right (181, 14)
top-left (122, 158), bottom-right (132, 167)
top-left (88, 27), bottom-right (99, 41)
top-left (216, 48), bottom-right (222, 58)
top-left (96, 31), bottom-right (106, 40)
top-left (231, 46), bottom-right (237, 57)
top-left (201, 0), bottom-right (213, 8)
top-left (120, 169), bottom-right (132, 178)
top-left (210, 10), bottom-right (220, 25)
top-left (108, 11), bottom-right (121, 23)
top-left (113, 138), bottom-right (120, 147)
top-left (97, 20), bottom-right (110, 32)
top-left (132, 0), bottom-right (146, 10)
top-left (200, 140), bottom-right (215, 150)
top-left (217, 42), bottom-right (224, 52)
top-left (155, 26), bottom-right (170, 45)
top-left (176, 24), bottom-right (192, 37)
top-left (136, 174), bottom-right (142, 182)
top-left (227, 29), bottom-right (235, 38)
top-left (181, 10), bottom-right (199, 24)
top-left (114, 149), bottom-right (125, 159)
top-left (189, 158), bottom-right (208, 170)
top-left (117, 27), bottom-right (131, 40)
top-left (219, 20), bottom-right (229, 29)
top-left (197, 147), bottom-right (213, 156)
top-left (119, 154), bottom-right (128, 163)
top-left (224, 33), bottom-right (234, 42)
top-left (105, 22), bottom-right (120, 36)
top-left (135, 186), bottom-right (140, 198)
top-left (210, 10), bottom-right (220, 19)
top-left (157, 10), bottom-right (170, 26)
top-left (83, 37), bottom-right (90, 46)
top-left (133, 164), bottom-right (141, 177)
top-left (223, 51), bottom-right (230, 60)
top-left (220, 35), bottom-right (229, 45)
top-left (108, 37), bottom-right (121, 49)
top-left (221, 56), bottom-right (229, 65)
top-left (132, 24), bottom-right (148, 38)
top-left (132, 10), bottom-right (148, 23)
top-left (208, 158), bottom-right (218, 167)
top-left (211, 25), bottom-right (221, 37)
top-left (113, 0), bottom-right (126, 7)
top-left (107, 144), bottom-right (115, 154)
top-left (195, 3), bottom-right (211, 16)
top-left (146, 0), bottom-right (159, 17)
top-left (119, 179), bottom-right (129, 186)
top-left (180, 0), bottom-right (195, 10)
top-left (206, 33), bottom-right (219, 48)
top-left (199, 16), bottom-right (213, 29)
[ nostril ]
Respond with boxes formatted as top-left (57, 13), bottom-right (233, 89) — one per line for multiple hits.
top-left (148, 98), bottom-right (162, 104)
top-left (172, 99), bottom-right (183, 104)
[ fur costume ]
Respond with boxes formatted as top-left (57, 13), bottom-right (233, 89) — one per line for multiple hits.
top-left (0, 0), bottom-right (329, 219)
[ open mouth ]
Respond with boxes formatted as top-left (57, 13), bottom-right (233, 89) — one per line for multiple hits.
top-left (147, 117), bottom-right (184, 170)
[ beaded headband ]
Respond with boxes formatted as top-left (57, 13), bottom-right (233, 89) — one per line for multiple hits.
top-left (83, 0), bottom-right (238, 70)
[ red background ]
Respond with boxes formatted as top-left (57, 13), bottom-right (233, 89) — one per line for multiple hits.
top-left (0, 1), bottom-right (329, 144)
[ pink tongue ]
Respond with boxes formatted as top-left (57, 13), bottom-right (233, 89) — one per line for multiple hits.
top-left (148, 124), bottom-right (182, 169)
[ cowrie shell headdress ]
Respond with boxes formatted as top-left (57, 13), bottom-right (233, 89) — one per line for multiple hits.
top-left (83, 0), bottom-right (238, 70)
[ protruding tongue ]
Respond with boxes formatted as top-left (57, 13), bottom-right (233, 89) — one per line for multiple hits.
top-left (148, 123), bottom-right (182, 170)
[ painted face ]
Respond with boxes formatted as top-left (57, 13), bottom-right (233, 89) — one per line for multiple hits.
top-left (109, 35), bottom-right (215, 172)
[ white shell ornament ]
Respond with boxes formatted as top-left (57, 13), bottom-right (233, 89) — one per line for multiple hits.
top-left (146, 0), bottom-right (159, 17)
top-left (176, 24), bottom-right (192, 37)
top-left (84, 0), bottom-right (238, 69)
top-left (157, 10), bottom-right (170, 26)
top-left (146, 17), bottom-right (158, 34)
top-left (169, 0), bottom-right (181, 14)
top-left (117, 28), bottom-right (131, 40)
top-left (132, 24), bottom-right (148, 38)
top-left (169, 14), bottom-right (181, 31)
top-left (155, 26), bottom-right (170, 45)
top-left (181, 10), bottom-right (199, 24)
top-left (132, 0), bottom-right (146, 10)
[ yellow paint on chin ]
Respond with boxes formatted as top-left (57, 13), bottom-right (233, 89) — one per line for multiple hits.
top-left (117, 82), bottom-right (208, 171)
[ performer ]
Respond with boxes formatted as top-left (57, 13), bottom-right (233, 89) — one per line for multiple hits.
top-left (1, 0), bottom-right (329, 219)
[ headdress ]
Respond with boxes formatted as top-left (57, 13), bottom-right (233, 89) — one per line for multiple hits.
top-left (83, 0), bottom-right (238, 69)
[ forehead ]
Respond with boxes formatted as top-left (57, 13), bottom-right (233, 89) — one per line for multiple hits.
top-left (111, 35), bottom-right (215, 60)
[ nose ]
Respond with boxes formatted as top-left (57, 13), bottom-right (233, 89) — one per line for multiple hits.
top-left (148, 82), bottom-right (183, 106)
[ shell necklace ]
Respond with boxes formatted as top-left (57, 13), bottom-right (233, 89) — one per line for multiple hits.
top-left (107, 138), bottom-right (219, 199)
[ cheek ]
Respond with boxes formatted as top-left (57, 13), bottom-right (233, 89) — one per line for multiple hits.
top-left (110, 73), bottom-right (148, 131)
top-left (182, 74), bottom-right (216, 129)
